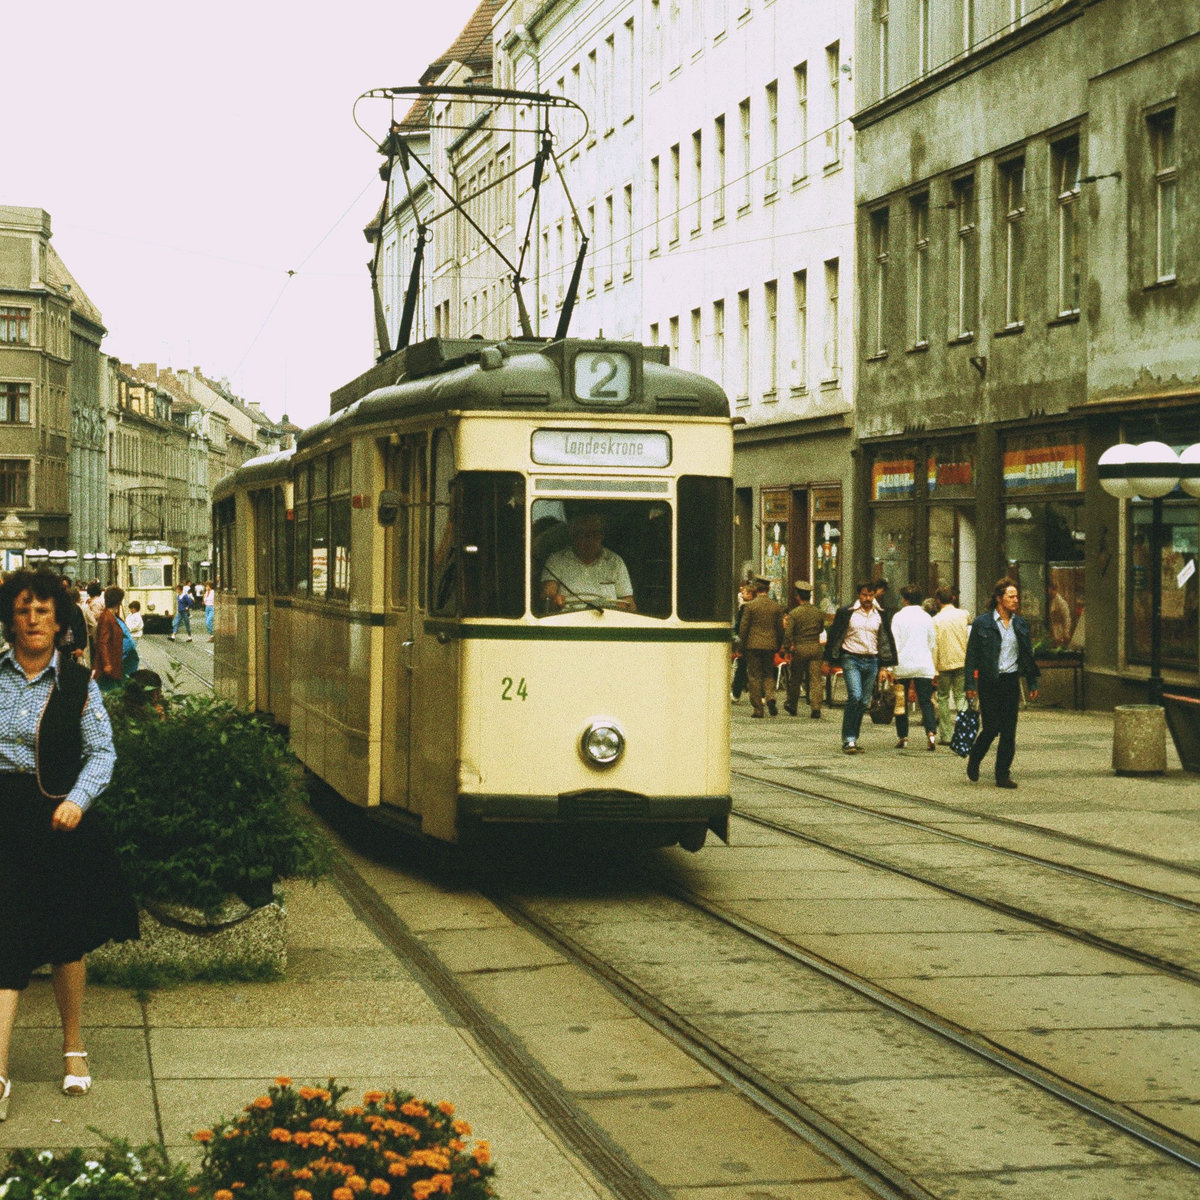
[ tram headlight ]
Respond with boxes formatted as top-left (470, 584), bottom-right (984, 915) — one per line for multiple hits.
top-left (580, 720), bottom-right (625, 768)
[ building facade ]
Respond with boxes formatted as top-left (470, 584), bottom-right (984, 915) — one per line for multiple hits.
top-left (0, 206), bottom-right (105, 568)
top-left (852, 0), bottom-right (1199, 701)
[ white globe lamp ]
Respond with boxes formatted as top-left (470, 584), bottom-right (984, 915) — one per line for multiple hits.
top-left (1127, 441), bottom-right (1180, 499)
top-left (1097, 443), bottom-right (1138, 499)
top-left (1179, 443), bottom-right (1200, 499)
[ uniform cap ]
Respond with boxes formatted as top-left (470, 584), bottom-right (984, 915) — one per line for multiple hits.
top-left (793, 579), bottom-right (813, 591)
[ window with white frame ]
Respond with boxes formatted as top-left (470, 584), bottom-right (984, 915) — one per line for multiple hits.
top-left (910, 193), bottom-right (931, 346)
top-left (651, 0), bottom-right (663, 83)
top-left (0, 307), bottom-right (30, 345)
top-left (869, 208), bottom-right (889, 355)
top-left (918, 0), bottom-right (932, 74)
top-left (555, 220), bottom-right (565, 303)
top-left (670, 143), bottom-right (681, 243)
top-left (649, 321), bottom-right (659, 345)
top-left (792, 269), bottom-right (808, 389)
top-left (765, 81), bottom-right (778, 196)
top-left (691, 130), bottom-right (703, 232)
top-left (624, 20), bottom-right (636, 119)
top-left (0, 382), bottom-right (30, 424)
top-left (1149, 107), bottom-right (1176, 281)
top-left (825, 44), bottom-right (841, 167)
top-left (713, 298), bottom-right (725, 377)
top-left (540, 230), bottom-right (550, 313)
top-left (764, 280), bottom-right (778, 395)
top-left (714, 114), bottom-right (727, 222)
top-left (952, 175), bottom-right (978, 336)
top-left (604, 34), bottom-right (616, 129)
top-left (586, 50), bottom-right (597, 141)
top-left (793, 63), bottom-right (808, 183)
top-left (623, 183), bottom-right (634, 278)
top-left (1000, 157), bottom-right (1026, 326)
top-left (876, 0), bottom-right (889, 96)
top-left (650, 156), bottom-right (661, 253)
top-left (738, 98), bottom-right (751, 210)
top-left (737, 289), bottom-right (750, 399)
top-left (604, 194), bottom-right (615, 286)
top-left (586, 203), bottom-right (596, 293)
top-left (691, 308), bottom-right (702, 370)
top-left (823, 258), bottom-right (840, 379)
top-left (1052, 134), bottom-right (1081, 314)
top-left (669, 315), bottom-right (680, 365)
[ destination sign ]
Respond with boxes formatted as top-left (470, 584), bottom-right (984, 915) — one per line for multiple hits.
top-left (531, 429), bottom-right (672, 468)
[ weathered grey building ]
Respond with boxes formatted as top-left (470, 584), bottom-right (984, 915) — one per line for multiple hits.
top-left (852, 0), bottom-right (1199, 703)
top-left (0, 205), bottom-right (106, 568)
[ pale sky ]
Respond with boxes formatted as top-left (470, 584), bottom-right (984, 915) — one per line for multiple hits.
top-left (7, 0), bottom-right (482, 430)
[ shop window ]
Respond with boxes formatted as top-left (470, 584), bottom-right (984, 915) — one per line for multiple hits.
top-left (1128, 498), bottom-right (1198, 670)
top-left (871, 508), bottom-right (915, 593)
top-left (761, 489), bottom-right (789, 602)
top-left (1004, 500), bottom-right (1085, 649)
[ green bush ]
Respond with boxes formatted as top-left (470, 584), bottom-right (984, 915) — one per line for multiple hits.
top-left (95, 694), bottom-right (330, 916)
top-left (0, 1139), bottom-right (193, 1199)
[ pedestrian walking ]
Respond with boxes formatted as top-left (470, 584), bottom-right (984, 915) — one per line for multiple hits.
top-left (890, 584), bottom-right (938, 750)
top-left (730, 580), bottom-right (754, 702)
top-left (170, 583), bottom-right (194, 641)
top-left (964, 578), bottom-right (1040, 788)
top-left (91, 586), bottom-right (138, 695)
top-left (932, 586), bottom-right (970, 744)
top-left (203, 581), bottom-right (215, 640)
top-left (823, 581), bottom-right (897, 754)
top-left (0, 568), bottom-right (140, 1122)
top-left (737, 576), bottom-right (785, 718)
top-left (782, 580), bottom-right (825, 718)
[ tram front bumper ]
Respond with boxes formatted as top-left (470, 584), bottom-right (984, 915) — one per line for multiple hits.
top-left (457, 790), bottom-right (731, 840)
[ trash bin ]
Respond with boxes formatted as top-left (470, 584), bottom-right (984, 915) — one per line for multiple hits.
top-left (1112, 704), bottom-right (1167, 775)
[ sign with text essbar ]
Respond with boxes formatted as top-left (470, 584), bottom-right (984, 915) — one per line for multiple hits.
top-left (531, 429), bottom-right (672, 468)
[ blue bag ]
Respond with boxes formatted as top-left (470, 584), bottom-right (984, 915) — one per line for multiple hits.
top-left (949, 702), bottom-right (979, 757)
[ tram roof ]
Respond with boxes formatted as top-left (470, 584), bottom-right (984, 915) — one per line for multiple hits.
top-left (298, 337), bottom-right (730, 450)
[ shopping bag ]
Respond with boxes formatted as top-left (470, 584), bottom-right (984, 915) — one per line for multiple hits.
top-left (868, 673), bottom-right (895, 725)
top-left (949, 703), bottom-right (980, 756)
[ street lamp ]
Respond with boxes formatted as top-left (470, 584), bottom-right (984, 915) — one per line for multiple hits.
top-left (1098, 440), bottom-right (1200, 705)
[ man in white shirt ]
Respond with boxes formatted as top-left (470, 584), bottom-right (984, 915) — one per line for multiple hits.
top-left (541, 515), bottom-right (636, 612)
top-left (931, 586), bottom-right (970, 744)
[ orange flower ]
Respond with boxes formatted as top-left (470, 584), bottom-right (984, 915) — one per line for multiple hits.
top-left (411, 1184), bottom-right (434, 1200)
top-left (363, 1090), bottom-right (386, 1105)
top-left (472, 1141), bottom-right (491, 1165)
top-left (437, 1101), bottom-right (454, 1117)
top-left (269, 1128), bottom-right (293, 1143)
top-left (275, 1076), bottom-right (293, 1087)
top-left (214, 1192), bottom-right (234, 1200)
top-left (293, 1169), bottom-right (314, 1181)
top-left (251, 1097), bottom-right (273, 1110)
top-left (387, 1161), bottom-right (407, 1177)
top-left (368, 1181), bottom-right (391, 1196)
top-left (346, 1175), bottom-right (367, 1191)
top-left (338, 1132), bottom-right (368, 1148)
top-left (399, 1101), bottom-right (427, 1119)
top-left (293, 1192), bottom-right (313, 1200)
top-left (298, 1086), bottom-right (320, 1101)
top-left (193, 1129), bottom-right (214, 1144)
top-left (331, 1189), bottom-right (354, 1200)
top-left (432, 1176), bottom-right (453, 1195)
top-left (450, 1120), bottom-right (471, 1137)
top-left (271, 1159), bottom-right (291, 1171)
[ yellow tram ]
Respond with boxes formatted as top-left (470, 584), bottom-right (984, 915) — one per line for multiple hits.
top-left (212, 336), bottom-right (733, 850)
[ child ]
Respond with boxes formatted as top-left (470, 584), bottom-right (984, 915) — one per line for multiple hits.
top-left (125, 600), bottom-right (144, 638)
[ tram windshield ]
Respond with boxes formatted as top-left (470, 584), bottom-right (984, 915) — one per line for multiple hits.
top-left (450, 471), bottom-right (730, 621)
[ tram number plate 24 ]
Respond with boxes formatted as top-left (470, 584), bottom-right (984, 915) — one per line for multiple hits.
top-left (573, 351), bottom-right (631, 404)
top-left (501, 677), bottom-right (528, 701)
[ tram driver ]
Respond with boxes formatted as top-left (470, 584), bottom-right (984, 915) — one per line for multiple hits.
top-left (540, 513), bottom-right (636, 612)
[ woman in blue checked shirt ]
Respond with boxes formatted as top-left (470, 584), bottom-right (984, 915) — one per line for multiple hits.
top-left (0, 569), bottom-right (138, 1121)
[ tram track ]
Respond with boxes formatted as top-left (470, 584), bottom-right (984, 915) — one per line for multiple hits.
top-left (729, 765), bottom-right (1200, 981)
top-left (493, 871), bottom-right (1200, 1198)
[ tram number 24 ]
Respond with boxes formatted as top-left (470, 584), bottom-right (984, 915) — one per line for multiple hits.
top-left (501, 677), bottom-right (528, 701)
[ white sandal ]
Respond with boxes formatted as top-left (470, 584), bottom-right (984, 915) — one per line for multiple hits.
top-left (63, 1052), bottom-right (91, 1096)
top-left (0, 1073), bottom-right (10, 1120)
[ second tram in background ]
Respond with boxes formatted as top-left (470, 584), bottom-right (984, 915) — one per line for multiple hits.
top-left (213, 336), bottom-right (733, 851)
top-left (117, 541), bottom-right (179, 633)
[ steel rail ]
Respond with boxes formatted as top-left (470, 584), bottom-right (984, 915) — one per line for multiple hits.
top-left (487, 890), bottom-right (937, 1200)
top-left (733, 761), bottom-right (1200, 905)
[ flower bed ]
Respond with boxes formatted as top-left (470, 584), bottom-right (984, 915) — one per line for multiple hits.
top-left (0, 1080), bottom-right (498, 1200)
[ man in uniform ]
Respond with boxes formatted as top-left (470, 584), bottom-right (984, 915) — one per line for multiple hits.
top-left (783, 580), bottom-right (825, 718)
top-left (737, 575), bottom-right (785, 718)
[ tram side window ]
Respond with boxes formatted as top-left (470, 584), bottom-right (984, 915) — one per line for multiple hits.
top-left (293, 464), bottom-right (310, 595)
top-left (457, 473), bottom-right (526, 618)
top-left (214, 498), bottom-right (235, 593)
top-left (533, 499), bottom-right (672, 619)
top-left (273, 485), bottom-right (292, 593)
top-left (429, 430), bottom-right (456, 616)
top-left (310, 456), bottom-right (329, 598)
top-left (329, 449), bottom-right (350, 601)
top-left (678, 475), bottom-right (733, 622)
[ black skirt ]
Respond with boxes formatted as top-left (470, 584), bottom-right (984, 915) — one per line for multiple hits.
top-left (0, 773), bottom-right (139, 990)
